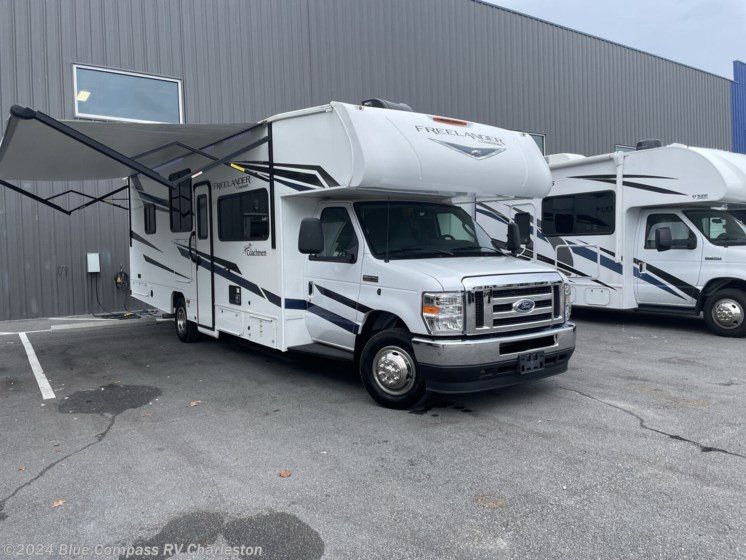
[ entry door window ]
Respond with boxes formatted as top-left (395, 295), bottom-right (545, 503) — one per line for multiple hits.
top-left (197, 195), bottom-right (208, 239)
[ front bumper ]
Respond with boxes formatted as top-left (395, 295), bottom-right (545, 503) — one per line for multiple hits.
top-left (411, 323), bottom-right (576, 393)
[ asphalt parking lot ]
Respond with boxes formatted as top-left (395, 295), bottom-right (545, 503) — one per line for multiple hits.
top-left (1, 310), bottom-right (744, 560)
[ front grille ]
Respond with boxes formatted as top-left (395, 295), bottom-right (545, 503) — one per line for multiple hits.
top-left (474, 291), bottom-right (484, 328)
top-left (465, 276), bottom-right (565, 335)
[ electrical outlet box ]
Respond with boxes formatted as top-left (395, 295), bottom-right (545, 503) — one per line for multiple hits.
top-left (87, 252), bottom-right (100, 274)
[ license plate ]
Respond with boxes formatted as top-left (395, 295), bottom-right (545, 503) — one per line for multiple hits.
top-left (519, 351), bottom-right (545, 374)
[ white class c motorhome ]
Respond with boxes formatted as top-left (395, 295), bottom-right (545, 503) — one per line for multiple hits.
top-left (476, 142), bottom-right (746, 337)
top-left (0, 100), bottom-right (576, 408)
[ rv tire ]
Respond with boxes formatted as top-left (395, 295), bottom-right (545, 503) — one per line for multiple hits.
top-left (359, 328), bottom-right (426, 409)
top-left (703, 289), bottom-right (746, 337)
top-left (175, 297), bottom-right (200, 342)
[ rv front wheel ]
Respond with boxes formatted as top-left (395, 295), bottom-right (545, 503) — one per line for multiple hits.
top-left (359, 329), bottom-right (426, 409)
top-left (175, 297), bottom-right (200, 342)
top-left (703, 289), bottom-right (746, 337)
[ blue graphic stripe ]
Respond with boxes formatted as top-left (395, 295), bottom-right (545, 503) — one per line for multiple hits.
top-left (307, 303), bottom-right (360, 335)
top-left (285, 299), bottom-right (308, 310)
top-left (175, 245), bottom-right (264, 299)
top-left (566, 243), bottom-right (623, 275)
top-left (476, 207), bottom-right (508, 225)
top-left (633, 269), bottom-right (686, 299)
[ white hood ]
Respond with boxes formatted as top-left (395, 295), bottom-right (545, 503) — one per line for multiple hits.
top-left (386, 256), bottom-right (562, 291)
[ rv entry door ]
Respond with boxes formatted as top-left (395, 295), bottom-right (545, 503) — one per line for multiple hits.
top-left (194, 182), bottom-right (214, 329)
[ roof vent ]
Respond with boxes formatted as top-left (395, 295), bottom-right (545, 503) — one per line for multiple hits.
top-left (635, 139), bottom-right (663, 151)
top-left (361, 98), bottom-right (413, 112)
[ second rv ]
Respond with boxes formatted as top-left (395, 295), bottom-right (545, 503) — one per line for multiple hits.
top-left (477, 143), bottom-right (746, 337)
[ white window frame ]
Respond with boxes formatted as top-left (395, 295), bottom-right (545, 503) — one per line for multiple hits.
top-left (529, 133), bottom-right (546, 155)
top-left (615, 144), bottom-right (635, 153)
top-left (73, 64), bottom-right (184, 124)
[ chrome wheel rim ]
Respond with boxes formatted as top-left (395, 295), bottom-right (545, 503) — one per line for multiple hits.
top-left (712, 298), bottom-right (744, 330)
top-left (176, 306), bottom-right (187, 336)
top-left (372, 345), bottom-right (416, 396)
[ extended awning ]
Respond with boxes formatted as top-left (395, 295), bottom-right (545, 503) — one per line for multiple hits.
top-left (0, 105), bottom-right (261, 214)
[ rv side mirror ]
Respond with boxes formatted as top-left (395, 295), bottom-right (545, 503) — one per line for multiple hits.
top-left (654, 227), bottom-right (672, 252)
top-left (514, 212), bottom-right (531, 245)
top-left (298, 218), bottom-right (324, 254)
top-left (507, 222), bottom-right (522, 253)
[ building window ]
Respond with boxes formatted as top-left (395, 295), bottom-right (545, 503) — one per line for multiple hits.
top-left (218, 189), bottom-right (269, 241)
top-left (615, 144), bottom-right (635, 153)
top-left (169, 170), bottom-right (193, 233)
top-left (542, 191), bottom-right (615, 236)
top-left (73, 64), bottom-right (183, 123)
top-left (529, 133), bottom-right (546, 155)
top-left (144, 203), bottom-right (156, 235)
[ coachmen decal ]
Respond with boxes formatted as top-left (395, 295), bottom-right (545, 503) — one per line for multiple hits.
top-left (513, 299), bottom-right (536, 313)
top-left (243, 243), bottom-right (267, 257)
top-left (414, 125), bottom-right (506, 160)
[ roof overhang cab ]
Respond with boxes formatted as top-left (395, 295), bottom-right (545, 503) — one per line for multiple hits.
top-left (0, 105), bottom-right (259, 213)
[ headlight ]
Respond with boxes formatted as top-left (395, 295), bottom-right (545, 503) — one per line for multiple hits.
top-left (422, 292), bottom-right (464, 334)
top-left (564, 283), bottom-right (572, 321)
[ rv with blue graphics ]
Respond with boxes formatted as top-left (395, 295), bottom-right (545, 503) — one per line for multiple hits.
top-left (0, 100), bottom-right (575, 408)
top-left (476, 143), bottom-right (746, 337)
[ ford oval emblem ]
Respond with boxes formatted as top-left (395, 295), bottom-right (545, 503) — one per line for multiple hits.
top-left (513, 299), bottom-right (536, 313)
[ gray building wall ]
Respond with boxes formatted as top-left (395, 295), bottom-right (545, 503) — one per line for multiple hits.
top-left (0, 0), bottom-right (733, 320)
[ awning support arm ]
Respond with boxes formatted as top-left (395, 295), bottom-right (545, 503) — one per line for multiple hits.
top-left (189, 135), bottom-right (269, 179)
top-left (0, 179), bottom-right (129, 214)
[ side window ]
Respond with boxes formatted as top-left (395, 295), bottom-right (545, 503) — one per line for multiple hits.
top-left (144, 203), bottom-right (156, 235)
top-left (645, 214), bottom-right (697, 250)
top-left (169, 169), bottom-right (193, 233)
top-left (542, 191), bottom-right (615, 236)
top-left (218, 189), bottom-right (269, 241)
top-left (311, 207), bottom-right (359, 262)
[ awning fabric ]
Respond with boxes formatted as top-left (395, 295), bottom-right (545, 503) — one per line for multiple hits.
top-left (0, 106), bottom-right (256, 182)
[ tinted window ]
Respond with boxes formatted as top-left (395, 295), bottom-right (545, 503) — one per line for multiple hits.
top-left (197, 195), bottom-right (208, 240)
top-left (683, 209), bottom-right (746, 246)
top-left (144, 203), bottom-right (156, 235)
top-left (218, 189), bottom-right (269, 241)
top-left (169, 170), bottom-right (193, 233)
top-left (542, 191), bottom-right (615, 236)
top-left (355, 201), bottom-right (497, 260)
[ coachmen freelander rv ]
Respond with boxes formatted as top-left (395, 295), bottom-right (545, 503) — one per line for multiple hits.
top-left (0, 100), bottom-right (576, 408)
top-left (476, 143), bottom-right (746, 338)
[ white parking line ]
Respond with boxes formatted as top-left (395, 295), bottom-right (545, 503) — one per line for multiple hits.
top-left (18, 332), bottom-right (56, 400)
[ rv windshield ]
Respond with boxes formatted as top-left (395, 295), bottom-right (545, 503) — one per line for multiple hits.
top-left (355, 201), bottom-right (501, 259)
top-left (683, 209), bottom-right (746, 246)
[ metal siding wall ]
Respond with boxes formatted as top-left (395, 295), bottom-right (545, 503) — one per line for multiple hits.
top-left (733, 61), bottom-right (746, 154)
top-left (0, 0), bottom-right (734, 320)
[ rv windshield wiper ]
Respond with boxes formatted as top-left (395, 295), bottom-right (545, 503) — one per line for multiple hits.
top-left (385, 247), bottom-right (454, 257)
top-left (452, 245), bottom-right (502, 255)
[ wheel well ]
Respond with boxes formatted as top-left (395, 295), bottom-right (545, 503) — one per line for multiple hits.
top-left (354, 311), bottom-right (408, 360)
top-left (697, 279), bottom-right (746, 311)
top-left (171, 292), bottom-right (185, 313)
